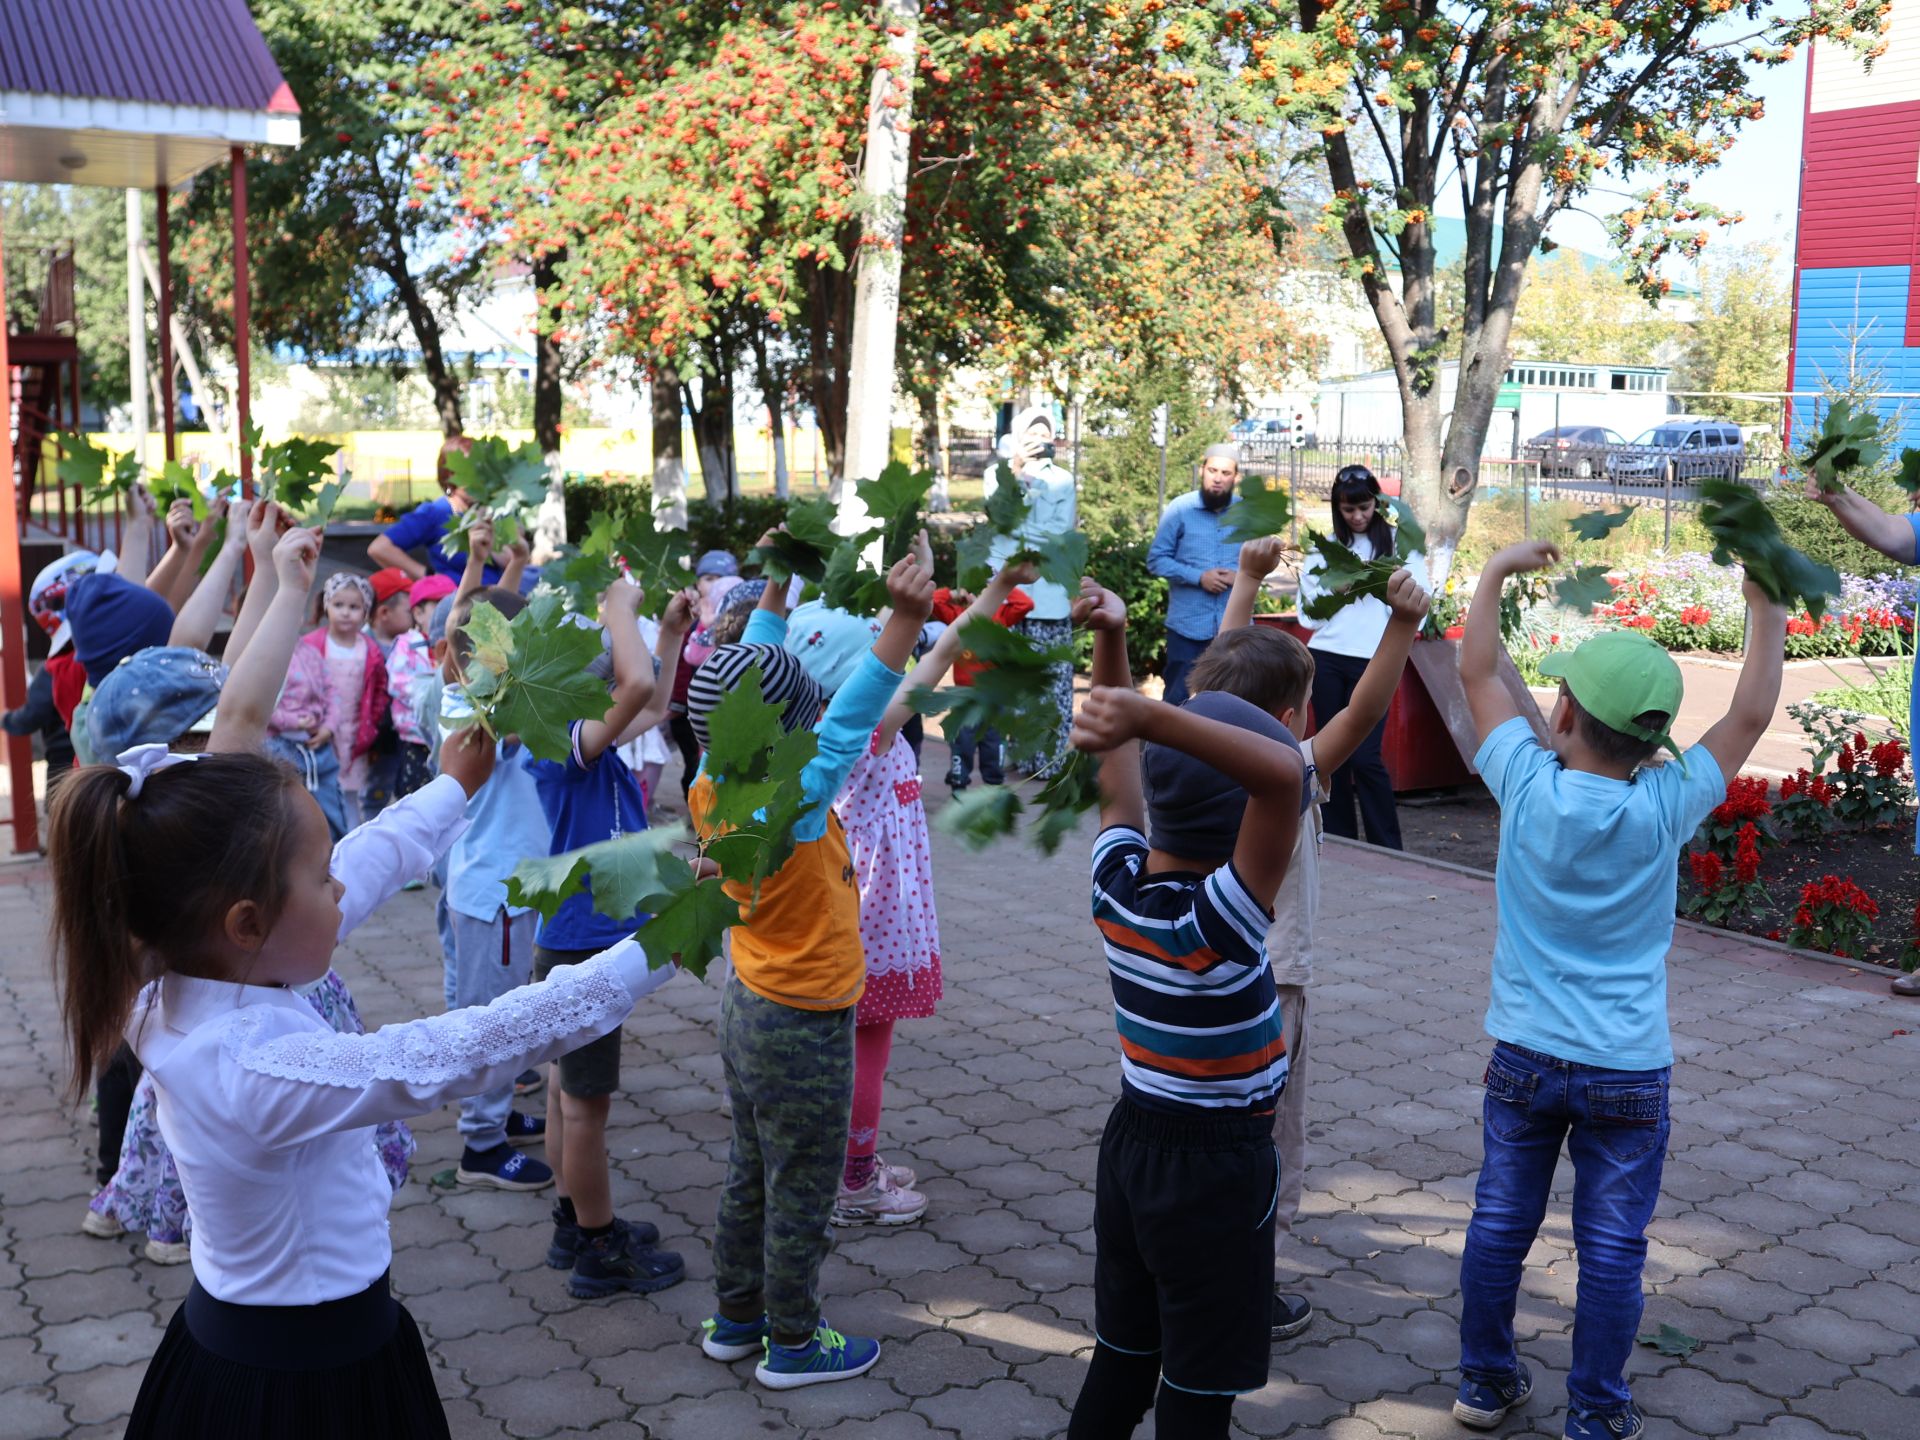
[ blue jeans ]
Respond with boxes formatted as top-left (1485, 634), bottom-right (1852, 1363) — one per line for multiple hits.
top-left (1460, 1042), bottom-right (1671, 1419)
top-left (1160, 628), bottom-right (1213, 707)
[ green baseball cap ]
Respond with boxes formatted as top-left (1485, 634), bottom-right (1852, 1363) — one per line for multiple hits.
top-left (1539, 631), bottom-right (1685, 762)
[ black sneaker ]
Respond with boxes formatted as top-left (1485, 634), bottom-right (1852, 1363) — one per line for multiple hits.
top-left (547, 1210), bottom-right (662, 1271)
top-left (1271, 1291), bottom-right (1313, 1341)
top-left (946, 756), bottom-right (970, 793)
top-left (514, 1069), bottom-right (544, 1096)
top-left (567, 1222), bottom-right (686, 1298)
top-left (504, 1111), bottom-right (547, 1146)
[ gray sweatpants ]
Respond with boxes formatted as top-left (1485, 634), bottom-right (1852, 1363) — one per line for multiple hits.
top-left (1274, 984), bottom-right (1310, 1241)
top-left (447, 906), bottom-right (536, 1151)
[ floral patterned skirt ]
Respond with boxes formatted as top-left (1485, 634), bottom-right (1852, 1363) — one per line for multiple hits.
top-left (91, 970), bottom-right (415, 1244)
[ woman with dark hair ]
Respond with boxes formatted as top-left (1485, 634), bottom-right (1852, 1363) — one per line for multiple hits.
top-left (1296, 465), bottom-right (1426, 848)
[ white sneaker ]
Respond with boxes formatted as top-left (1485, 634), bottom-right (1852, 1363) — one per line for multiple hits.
top-left (873, 1155), bottom-right (918, 1188)
top-left (144, 1237), bottom-right (191, 1265)
top-left (80, 1206), bottom-right (124, 1239)
top-left (832, 1171), bottom-right (929, 1227)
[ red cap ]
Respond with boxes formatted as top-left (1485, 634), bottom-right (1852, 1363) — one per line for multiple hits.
top-left (368, 567), bottom-right (414, 605)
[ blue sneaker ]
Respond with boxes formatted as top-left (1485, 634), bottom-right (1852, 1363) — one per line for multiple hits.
top-left (1454, 1363), bottom-right (1533, 1429)
top-left (1566, 1403), bottom-right (1644, 1439)
top-left (566, 1224), bottom-right (685, 1299)
top-left (546, 1209), bottom-right (661, 1270)
top-left (753, 1324), bottom-right (881, 1390)
top-left (701, 1313), bottom-right (770, 1361)
top-left (455, 1143), bottom-right (553, 1192)
top-left (504, 1111), bottom-right (547, 1146)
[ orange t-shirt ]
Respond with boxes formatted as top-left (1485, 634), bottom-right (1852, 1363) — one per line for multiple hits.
top-left (691, 774), bottom-right (865, 1011)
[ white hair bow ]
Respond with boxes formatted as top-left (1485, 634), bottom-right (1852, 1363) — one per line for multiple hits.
top-left (115, 743), bottom-right (206, 798)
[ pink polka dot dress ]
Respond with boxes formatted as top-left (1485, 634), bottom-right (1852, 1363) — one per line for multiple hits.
top-left (836, 728), bottom-right (943, 1024)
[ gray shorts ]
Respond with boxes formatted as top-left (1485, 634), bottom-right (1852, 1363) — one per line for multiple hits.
top-left (533, 944), bottom-right (622, 1098)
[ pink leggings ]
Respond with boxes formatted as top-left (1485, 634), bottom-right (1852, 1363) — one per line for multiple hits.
top-left (844, 1021), bottom-right (894, 1186)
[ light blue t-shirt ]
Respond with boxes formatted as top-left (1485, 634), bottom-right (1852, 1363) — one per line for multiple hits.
top-left (439, 688), bottom-right (550, 924)
top-left (1476, 716), bottom-right (1726, 1070)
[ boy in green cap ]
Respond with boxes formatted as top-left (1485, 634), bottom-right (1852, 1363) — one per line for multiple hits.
top-left (1453, 540), bottom-right (1784, 1440)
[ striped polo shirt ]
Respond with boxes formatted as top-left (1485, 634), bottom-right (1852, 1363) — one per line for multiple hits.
top-left (1090, 825), bottom-right (1288, 1115)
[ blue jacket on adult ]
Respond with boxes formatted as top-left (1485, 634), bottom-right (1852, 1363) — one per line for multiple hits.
top-left (1147, 491), bottom-right (1243, 644)
top-left (378, 497), bottom-right (506, 586)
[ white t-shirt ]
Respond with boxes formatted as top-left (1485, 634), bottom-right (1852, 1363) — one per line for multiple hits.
top-left (1266, 736), bottom-right (1329, 988)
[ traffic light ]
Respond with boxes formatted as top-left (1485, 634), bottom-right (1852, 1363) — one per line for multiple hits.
top-left (1290, 413), bottom-right (1307, 450)
top-left (1151, 404), bottom-right (1169, 448)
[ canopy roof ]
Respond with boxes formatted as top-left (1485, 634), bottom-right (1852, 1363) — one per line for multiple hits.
top-left (0, 0), bottom-right (299, 189)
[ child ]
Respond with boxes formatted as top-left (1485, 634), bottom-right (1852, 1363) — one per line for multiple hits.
top-left (1065, 578), bottom-right (1305, 1440)
top-left (387, 575), bottom-right (455, 803)
top-left (688, 551), bottom-right (933, 1389)
top-left (1194, 536), bottom-right (1429, 1338)
top-left (366, 568), bottom-right (416, 658)
top-left (666, 551), bottom-right (742, 798)
top-left (269, 572), bottom-right (390, 830)
top-left (1454, 541), bottom-right (1784, 1440)
top-left (49, 726), bottom-right (679, 1440)
top-left (434, 586), bottom-right (562, 1195)
top-left (930, 576), bottom-right (1032, 794)
top-left (520, 578), bottom-right (691, 1297)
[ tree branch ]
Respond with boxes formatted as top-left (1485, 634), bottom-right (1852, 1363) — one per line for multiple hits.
top-left (1355, 85), bottom-right (1405, 195)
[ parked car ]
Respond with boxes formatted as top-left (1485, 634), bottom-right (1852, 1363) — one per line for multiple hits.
top-left (1606, 418), bottom-right (1746, 486)
top-left (1523, 424), bottom-right (1626, 479)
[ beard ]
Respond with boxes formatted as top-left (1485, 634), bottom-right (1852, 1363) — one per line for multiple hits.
top-left (1200, 485), bottom-right (1234, 512)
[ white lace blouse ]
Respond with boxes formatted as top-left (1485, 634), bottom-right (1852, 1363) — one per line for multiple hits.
top-left (127, 776), bottom-right (676, 1305)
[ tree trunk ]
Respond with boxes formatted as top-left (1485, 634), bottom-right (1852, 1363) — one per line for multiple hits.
top-left (530, 250), bottom-right (567, 560)
top-left (839, 0), bottom-right (919, 532)
top-left (685, 371), bottom-right (737, 507)
top-left (802, 251), bottom-right (855, 485)
top-left (748, 325), bottom-right (790, 499)
top-left (650, 366), bottom-right (688, 529)
top-left (918, 389), bottom-right (948, 511)
top-left (769, 404), bottom-right (790, 499)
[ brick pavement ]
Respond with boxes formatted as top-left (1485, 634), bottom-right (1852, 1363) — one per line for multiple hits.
top-left (1, 762), bottom-right (1918, 1438)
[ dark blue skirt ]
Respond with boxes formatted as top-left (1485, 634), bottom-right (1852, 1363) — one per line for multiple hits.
top-left (125, 1271), bottom-right (448, 1439)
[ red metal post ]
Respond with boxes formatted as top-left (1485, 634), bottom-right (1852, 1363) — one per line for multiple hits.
top-left (156, 186), bottom-right (177, 464)
top-left (67, 358), bottom-right (83, 547)
top-left (230, 147), bottom-right (253, 495)
top-left (0, 222), bottom-right (43, 852)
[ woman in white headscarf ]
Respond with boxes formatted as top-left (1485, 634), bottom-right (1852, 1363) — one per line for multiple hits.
top-left (983, 406), bottom-right (1077, 771)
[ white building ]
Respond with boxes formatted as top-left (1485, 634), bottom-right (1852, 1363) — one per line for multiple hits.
top-left (1312, 360), bottom-right (1675, 453)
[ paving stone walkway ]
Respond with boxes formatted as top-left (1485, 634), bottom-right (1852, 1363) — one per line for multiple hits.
top-left (1, 767), bottom-right (1917, 1437)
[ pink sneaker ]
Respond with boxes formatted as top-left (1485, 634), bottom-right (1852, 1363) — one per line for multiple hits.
top-left (874, 1155), bottom-right (918, 1189)
top-left (832, 1171), bottom-right (929, 1227)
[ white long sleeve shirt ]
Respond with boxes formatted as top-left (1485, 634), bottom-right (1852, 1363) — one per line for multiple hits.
top-left (128, 777), bottom-right (677, 1305)
top-left (1295, 534), bottom-right (1432, 659)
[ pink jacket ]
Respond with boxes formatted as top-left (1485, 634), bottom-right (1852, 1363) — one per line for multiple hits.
top-left (269, 629), bottom-right (391, 759)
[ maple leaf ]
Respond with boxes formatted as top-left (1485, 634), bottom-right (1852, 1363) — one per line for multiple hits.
top-left (457, 591), bottom-right (610, 762)
top-left (310, 477), bottom-right (350, 531)
top-left (956, 463), bottom-right (1038, 588)
top-left (506, 823), bottom-right (692, 927)
top-left (938, 784), bottom-right (1025, 849)
top-left (1221, 475), bottom-right (1294, 541)
top-left (1299, 530), bottom-right (1396, 621)
top-left (1698, 478), bottom-right (1842, 621)
top-left (1387, 498), bottom-right (1426, 560)
top-left (148, 461), bottom-right (209, 520)
top-left (442, 437), bottom-right (550, 553)
top-left (633, 863), bottom-right (739, 978)
top-left (544, 507), bottom-right (690, 619)
top-left (258, 437), bottom-right (342, 510)
top-left (1018, 529), bottom-right (1090, 593)
top-left (820, 539), bottom-right (889, 616)
top-left (1567, 506), bottom-right (1634, 542)
top-left (912, 619), bottom-right (1070, 765)
top-left (1635, 1323), bottom-right (1701, 1359)
top-left (748, 495), bottom-right (839, 582)
top-left (1553, 564), bottom-right (1613, 613)
top-left (1031, 749), bottom-right (1101, 855)
top-left (855, 460), bottom-right (933, 564)
top-left (52, 432), bottom-right (141, 501)
top-left (1800, 398), bottom-right (1886, 493)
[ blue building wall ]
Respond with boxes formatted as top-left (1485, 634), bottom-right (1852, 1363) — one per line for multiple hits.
top-left (1790, 265), bottom-right (1920, 449)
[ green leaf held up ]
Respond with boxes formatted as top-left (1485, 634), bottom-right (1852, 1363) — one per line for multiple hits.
top-left (1220, 475), bottom-right (1294, 542)
top-left (1567, 506), bottom-right (1635, 543)
top-left (1698, 478), bottom-right (1842, 621)
top-left (1552, 565), bottom-right (1614, 614)
top-left (454, 591), bottom-right (611, 762)
top-left (1800, 398), bottom-right (1885, 494)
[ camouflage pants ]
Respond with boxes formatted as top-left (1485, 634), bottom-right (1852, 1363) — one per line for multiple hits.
top-left (714, 974), bottom-right (856, 1341)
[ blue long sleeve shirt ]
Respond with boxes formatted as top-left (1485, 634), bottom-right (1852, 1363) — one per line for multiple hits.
top-left (1147, 491), bottom-right (1243, 643)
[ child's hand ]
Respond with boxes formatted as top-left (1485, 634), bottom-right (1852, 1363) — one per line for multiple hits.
top-left (440, 725), bottom-right (497, 797)
top-left (219, 497), bottom-right (250, 553)
top-left (885, 554), bottom-right (935, 621)
top-left (466, 516), bottom-right (495, 567)
top-left (1385, 567), bottom-right (1430, 624)
top-left (1237, 536), bottom-right (1285, 580)
top-left (753, 523), bottom-right (786, 550)
top-left (1489, 540), bottom-right (1560, 575)
top-left (506, 533), bottom-right (532, 566)
top-left (661, 588), bottom-right (697, 631)
top-left (128, 482), bottom-right (158, 523)
top-left (244, 498), bottom-right (281, 565)
top-left (911, 527), bottom-right (934, 574)
top-left (1071, 684), bottom-right (1155, 754)
top-left (271, 524), bottom-right (320, 593)
top-left (601, 575), bottom-right (643, 620)
top-left (994, 558), bottom-right (1040, 590)
top-left (1070, 577), bottom-right (1127, 633)
top-left (165, 498), bottom-right (200, 549)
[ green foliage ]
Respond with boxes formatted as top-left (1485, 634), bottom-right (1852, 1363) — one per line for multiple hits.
top-left (820, 463), bottom-right (937, 614)
top-left (748, 496), bottom-right (839, 584)
top-left (257, 436), bottom-right (342, 510)
top-left (1801, 399), bottom-right (1885, 495)
top-left (148, 461), bottom-right (209, 520)
top-left (1079, 534), bottom-right (1169, 678)
top-left (1699, 479), bottom-right (1842, 621)
top-left (442, 437), bottom-right (550, 552)
top-left (1220, 476), bottom-right (1294, 542)
top-left (914, 618), bottom-right (1073, 779)
top-left (1635, 1325), bottom-right (1702, 1360)
top-left (544, 505), bottom-right (692, 621)
top-left (452, 592), bottom-right (610, 762)
top-left (938, 785), bottom-right (1026, 850)
top-left (1566, 507), bottom-right (1634, 543)
top-left (1073, 367), bottom-right (1231, 545)
top-left (1765, 474), bottom-right (1916, 581)
top-left (1553, 566), bottom-right (1613, 614)
top-left (506, 825), bottom-right (691, 926)
top-left (310, 477), bottom-right (350, 531)
top-left (1898, 449), bottom-right (1920, 496)
top-left (50, 432), bottom-right (141, 500)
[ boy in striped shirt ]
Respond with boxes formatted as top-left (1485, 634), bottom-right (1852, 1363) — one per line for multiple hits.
top-left (1065, 579), bottom-right (1306, 1440)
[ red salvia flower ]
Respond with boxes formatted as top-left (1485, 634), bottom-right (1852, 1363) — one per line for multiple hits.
top-left (1734, 823), bottom-right (1762, 885)
top-left (1688, 850), bottom-right (1724, 891)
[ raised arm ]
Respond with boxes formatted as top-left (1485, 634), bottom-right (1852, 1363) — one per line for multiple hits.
top-left (1462, 540), bottom-right (1558, 745)
top-left (1221, 536), bottom-right (1285, 632)
top-left (169, 501), bottom-right (251, 651)
top-left (877, 557), bottom-right (1037, 748)
top-left (223, 500), bottom-right (291, 667)
top-left (142, 497), bottom-right (201, 607)
top-left (1808, 478), bottom-right (1918, 564)
top-left (161, 497), bottom-right (228, 613)
top-left (1070, 578), bottom-right (1142, 832)
top-left (1312, 568), bottom-right (1428, 774)
top-left (498, 532), bottom-right (531, 594)
top-left (755, 526), bottom-right (795, 620)
top-left (450, 518), bottom-right (494, 616)
top-left (115, 484), bottom-right (161, 589)
top-left (1698, 579), bottom-right (1788, 781)
top-left (210, 526), bottom-right (319, 753)
top-left (576, 578), bottom-right (653, 764)
top-left (625, 589), bottom-right (694, 740)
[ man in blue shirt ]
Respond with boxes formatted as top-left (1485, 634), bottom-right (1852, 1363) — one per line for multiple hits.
top-left (367, 435), bottom-right (510, 587)
top-left (1147, 444), bottom-right (1243, 705)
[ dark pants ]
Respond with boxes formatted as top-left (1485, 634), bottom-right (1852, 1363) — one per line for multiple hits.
top-left (901, 712), bottom-right (924, 765)
top-left (669, 713), bottom-right (701, 796)
top-left (1309, 648), bottom-right (1401, 848)
top-left (948, 725), bottom-right (1004, 785)
top-left (1460, 1043), bottom-right (1671, 1421)
top-left (1159, 629), bottom-right (1212, 708)
top-left (96, 1042), bottom-right (142, 1186)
